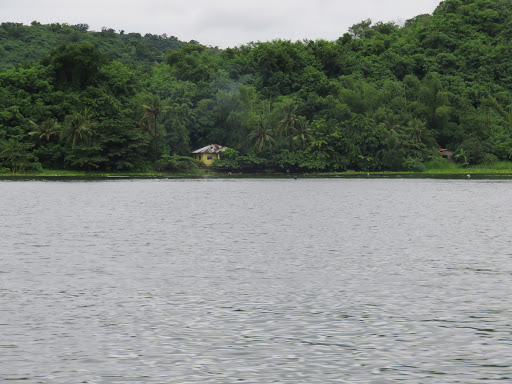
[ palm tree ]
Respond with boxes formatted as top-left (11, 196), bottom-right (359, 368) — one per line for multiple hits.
top-left (406, 118), bottom-right (427, 143)
top-left (248, 118), bottom-right (275, 154)
top-left (277, 104), bottom-right (297, 138)
top-left (60, 108), bottom-right (97, 147)
top-left (291, 116), bottom-right (314, 148)
top-left (380, 116), bottom-right (401, 135)
top-left (28, 119), bottom-right (61, 141)
top-left (140, 95), bottom-right (170, 159)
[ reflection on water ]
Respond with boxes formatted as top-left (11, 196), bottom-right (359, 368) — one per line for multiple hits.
top-left (1, 179), bottom-right (512, 383)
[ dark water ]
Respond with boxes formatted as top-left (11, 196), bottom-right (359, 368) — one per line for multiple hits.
top-left (1, 178), bottom-right (512, 383)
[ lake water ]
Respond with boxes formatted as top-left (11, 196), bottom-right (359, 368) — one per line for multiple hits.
top-left (1, 178), bottom-right (512, 383)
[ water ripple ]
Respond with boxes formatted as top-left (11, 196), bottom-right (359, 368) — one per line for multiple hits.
top-left (1, 179), bottom-right (512, 383)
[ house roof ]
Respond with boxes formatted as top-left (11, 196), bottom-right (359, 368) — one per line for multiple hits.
top-left (192, 144), bottom-right (228, 154)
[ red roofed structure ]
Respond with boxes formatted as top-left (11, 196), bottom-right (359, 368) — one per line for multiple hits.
top-left (438, 148), bottom-right (454, 161)
top-left (192, 144), bottom-right (228, 165)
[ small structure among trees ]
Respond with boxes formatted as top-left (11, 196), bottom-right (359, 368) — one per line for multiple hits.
top-left (192, 144), bottom-right (228, 166)
top-left (438, 148), bottom-right (453, 161)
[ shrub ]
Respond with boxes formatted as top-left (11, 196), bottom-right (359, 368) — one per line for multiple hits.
top-left (482, 153), bottom-right (498, 165)
top-left (212, 148), bottom-right (240, 169)
top-left (238, 154), bottom-right (269, 170)
top-left (212, 157), bottom-right (240, 169)
top-left (454, 138), bottom-right (492, 165)
top-left (28, 161), bottom-right (43, 172)
top-left (424, 157), bottom-right (457, 170)
top-left (493, 142), bottom-right (512, 160)
top-left (402, 157), bottom-right (426, 172)
top-left (155, 154), bottom-right (198, 171)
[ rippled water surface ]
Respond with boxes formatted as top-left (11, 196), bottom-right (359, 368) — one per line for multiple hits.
top-left (1, 178), bottom-right (512, 383)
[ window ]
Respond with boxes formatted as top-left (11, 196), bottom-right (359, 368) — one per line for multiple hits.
top-left (207, 156), bottom-right (213, 160)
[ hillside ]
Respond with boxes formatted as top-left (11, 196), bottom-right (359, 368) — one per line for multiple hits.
top-left (1, 0), bottom-right (512, 173)
top-left (0, 22), bottom-right (191, 69)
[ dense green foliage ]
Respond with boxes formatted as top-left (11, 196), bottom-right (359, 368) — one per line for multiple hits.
top-left (0, 21), bottom-right (191, 69)
top-left (2, 0), bottom-right (512, 173)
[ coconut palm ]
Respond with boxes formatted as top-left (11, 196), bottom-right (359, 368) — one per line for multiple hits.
top-left (248, 118), bottom-right (275, 154)
top-left (60, 108), bottom-right (97, 147)
top-left (380, 116), bottom-right (402, 135)
top-left (277, 104), bottom-right (297, 138)
top-left (291, 116), bottom-right (314, 148)
top-left (28, 119), bottom-right (61, 141)
top-left (140, 95), bottom-right (170, 158)
top-left (406, 118), bottom-right (427, 143)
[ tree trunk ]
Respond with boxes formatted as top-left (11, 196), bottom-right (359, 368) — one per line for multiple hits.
top-left (154, 113), bottom-right (158, 160)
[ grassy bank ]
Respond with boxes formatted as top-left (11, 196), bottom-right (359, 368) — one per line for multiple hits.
top-left (0, 168), bottom-right (211, 177)
top-left (423, 160), bottom-right (512, 174)
top-left (2, 161), bottom-right (512, 178)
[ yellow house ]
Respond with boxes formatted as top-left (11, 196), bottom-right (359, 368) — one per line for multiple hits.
top-left (192, 144), bottom-right (228, 166)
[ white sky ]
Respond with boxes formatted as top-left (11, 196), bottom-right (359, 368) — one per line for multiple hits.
top-left (1, 0), bottom-right (442, 48)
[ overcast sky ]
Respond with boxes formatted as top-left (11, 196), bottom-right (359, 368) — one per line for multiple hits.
top-left (2, 0), bottom-right (442, 48)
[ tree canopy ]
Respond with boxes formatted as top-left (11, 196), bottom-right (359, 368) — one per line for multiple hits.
top-left (2, 0), bottom-right (512, 173)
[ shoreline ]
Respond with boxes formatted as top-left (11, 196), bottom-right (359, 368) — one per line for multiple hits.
top-left (2, 168), bottom-right (512, 179)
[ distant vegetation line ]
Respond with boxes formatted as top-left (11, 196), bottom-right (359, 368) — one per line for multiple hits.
top-left (0, 21), bottom-right (201, 69)
top-left (1, 0), bottom-right (512, 174)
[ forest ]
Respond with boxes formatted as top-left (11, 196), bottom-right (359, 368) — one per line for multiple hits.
top-left (1, 0), bottom-right (512, 173)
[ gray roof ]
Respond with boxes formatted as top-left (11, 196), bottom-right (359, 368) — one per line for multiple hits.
top-left (192, 144), bottom-right (228, 154)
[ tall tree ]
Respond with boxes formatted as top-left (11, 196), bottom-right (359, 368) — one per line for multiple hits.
top-left (292, 116), bottom-right (314, 148)
top-left (140, 95), bottom-right (170, 160)
top-left (60, 108), bottom-right (97, 148)
top-left (0, 139), bottom-right (36, 173)
top-left (248, 118), bottom-right (276, 154)
top-left (28, 119), bottom-right (60, 141)
top-left (277, 103), bottom-right (297, 138)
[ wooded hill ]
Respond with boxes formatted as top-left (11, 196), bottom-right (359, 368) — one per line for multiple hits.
top-left (0, 22), bottom-right (191, 69)
top-left (1, 0), bottom-right (512, 173)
